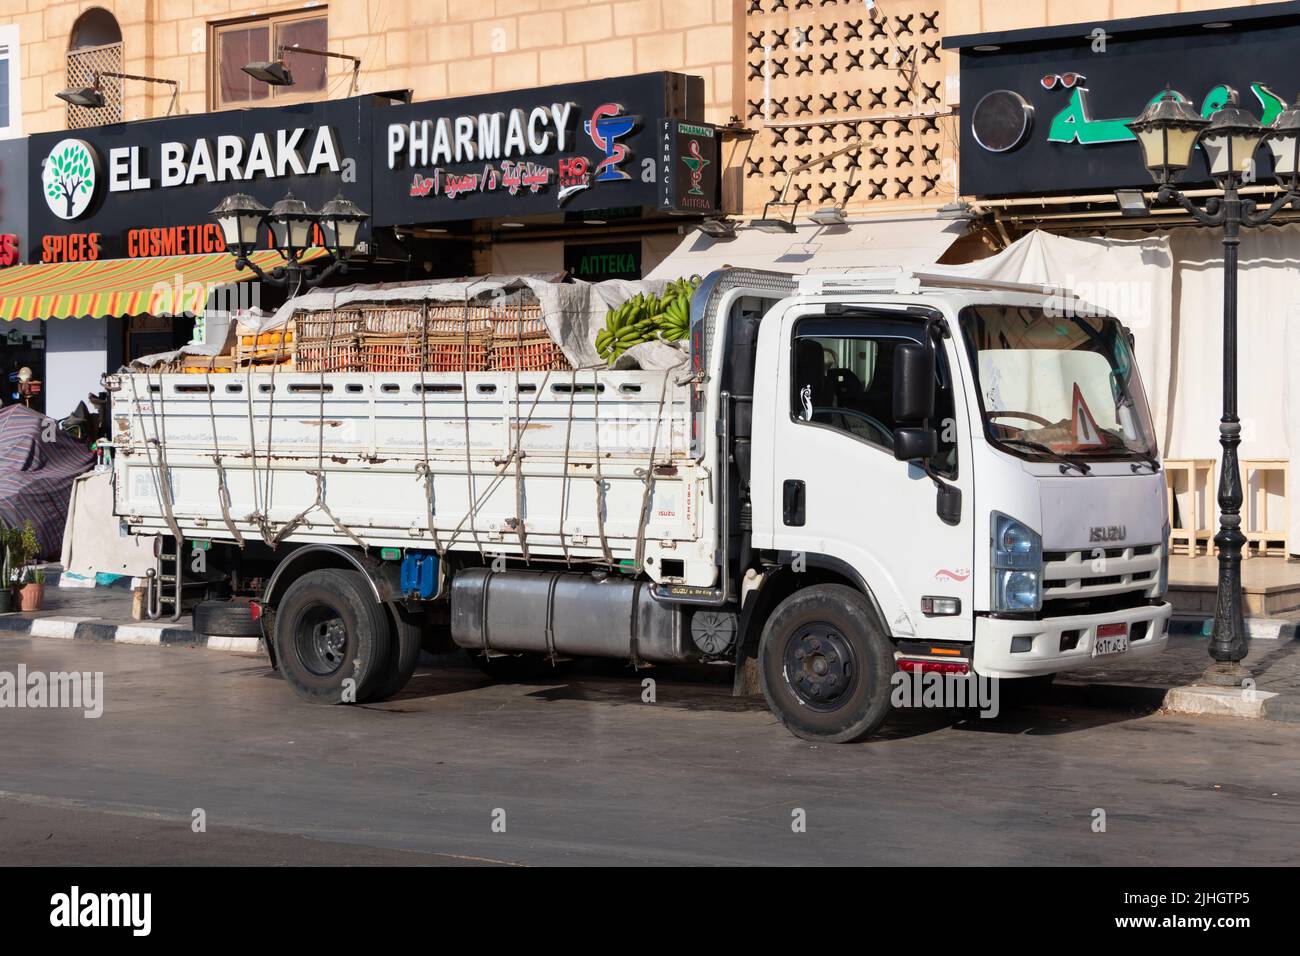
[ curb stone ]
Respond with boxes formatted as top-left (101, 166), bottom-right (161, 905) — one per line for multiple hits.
top-left (0, 613), bottom-right (263, 654)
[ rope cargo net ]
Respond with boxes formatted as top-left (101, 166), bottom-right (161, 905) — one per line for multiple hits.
top-left (124, 285), bottom-right (689, 576)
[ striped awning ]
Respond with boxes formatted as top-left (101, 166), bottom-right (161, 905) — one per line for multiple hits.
top-left (0, 247), bottom-right (328, 322)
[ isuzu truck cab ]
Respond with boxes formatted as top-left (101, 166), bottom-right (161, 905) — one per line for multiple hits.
top-left (108, 268), bottom-right (1172, 743)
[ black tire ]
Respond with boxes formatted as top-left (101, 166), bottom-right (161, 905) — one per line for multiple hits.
top-left (469, 650), bottom-right (567, 681)
top-left (758, 584), bottom-right (894, 743)
top-left (369, 604), bottom-right (423, 701)
top-left (192, 599), bottom-right (261, 638)
top-left (274, 569), bottom-right (393, 705)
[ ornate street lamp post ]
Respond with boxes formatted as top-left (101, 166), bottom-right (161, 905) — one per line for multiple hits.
top-left (210, 190), bottom-right (369, 291)
top-left (1127, 89), bottom-right (1300, 681)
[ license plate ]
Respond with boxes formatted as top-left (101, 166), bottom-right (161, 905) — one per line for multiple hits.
top-left (1092, 622), bottom-right (1129, 658)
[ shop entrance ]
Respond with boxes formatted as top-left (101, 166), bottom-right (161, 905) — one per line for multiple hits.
top-left (0, 323), bottom-right (46, 413)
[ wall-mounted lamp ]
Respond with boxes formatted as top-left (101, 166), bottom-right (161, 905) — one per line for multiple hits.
top-left (694, 217), bottom-right (738, 239)
top-left (56, 71), bottom-right (181, 115)
top-left (751, 138), bottom-right (864, 234)
top-left (243, 45), bottom-right (361, 95)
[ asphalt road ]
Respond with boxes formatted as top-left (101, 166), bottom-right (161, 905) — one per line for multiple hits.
top-left (2, 634), bottom-right (1299, 866)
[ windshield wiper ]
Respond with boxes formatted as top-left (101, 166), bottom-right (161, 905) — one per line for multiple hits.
top-left (1129, 450), bottom-right (1160, 473)
top-left (997, 438), bottom-right (1092, 475)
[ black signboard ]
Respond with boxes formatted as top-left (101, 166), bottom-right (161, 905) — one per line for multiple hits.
top-left (0, 138), bottom-right (27, 265)
top-left (372, 72), bottom-right (703, 227)
top-left (27, 95), bottom-right (377, 262)
top-left (658, 120), bottom-right (720, 215)
top-left (948, 3), bottom-right (1300, 197)
top-left (564, 240), bottom-right (642, 281)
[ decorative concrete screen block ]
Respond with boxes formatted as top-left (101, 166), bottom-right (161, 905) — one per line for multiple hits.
top-left (743, 1), bottom-right (949, 216)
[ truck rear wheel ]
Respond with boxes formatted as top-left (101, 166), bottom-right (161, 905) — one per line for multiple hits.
top-left (368, 604), bottom-right (423, 701)
top-left (274, 569), bottom-right (393, 705)
top-left (758, 584), bottom-right (894, 743)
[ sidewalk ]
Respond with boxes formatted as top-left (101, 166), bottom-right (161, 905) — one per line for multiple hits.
top-left (2, 580), bottom-right (1299, 720)
top-left (1057, 628), bottom-right (1300, 721)
top-left (0, 574), bottom-right (260, 654)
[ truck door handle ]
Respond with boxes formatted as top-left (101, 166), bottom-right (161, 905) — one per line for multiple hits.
top-left (783, 479), bottom-right (805, 526)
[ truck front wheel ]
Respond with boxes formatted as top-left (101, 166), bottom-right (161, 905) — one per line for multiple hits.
top-left (275, 569), bottom-right (393, 705)
top-left (758, 584), bottom-right (894, 743)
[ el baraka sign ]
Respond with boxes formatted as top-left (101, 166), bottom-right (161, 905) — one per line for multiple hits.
top-left (27, 96), bottom-right (374, 264)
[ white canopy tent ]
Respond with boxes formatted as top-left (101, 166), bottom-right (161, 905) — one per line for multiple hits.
top-left (646, 214), bottom-right (970, 279)
top-left (927, 226), bottom-right (1300, 554)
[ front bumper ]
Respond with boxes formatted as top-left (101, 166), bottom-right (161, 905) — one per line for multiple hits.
top-left (973, 601), bottom-right (1172, 679)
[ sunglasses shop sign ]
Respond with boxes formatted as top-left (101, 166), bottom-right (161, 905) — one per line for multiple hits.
top-left (954, 13), bottom-right (1300, 195)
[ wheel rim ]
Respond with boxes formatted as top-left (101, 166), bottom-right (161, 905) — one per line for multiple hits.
top-left (782, 623), bottom-right (857, 712)
top-left (293, 602), bottom-right (351, 678)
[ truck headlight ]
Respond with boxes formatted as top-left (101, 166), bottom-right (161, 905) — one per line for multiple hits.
top-left (992, 513), bottom-right (1042, 612)
top-left (1157, 520), bottom-right (1170, 596)
top-left (995, 570), bottom-right (1042, 611)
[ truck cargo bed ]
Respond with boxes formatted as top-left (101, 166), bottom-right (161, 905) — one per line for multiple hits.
top-left (107, 367), bottom-right (717, 586)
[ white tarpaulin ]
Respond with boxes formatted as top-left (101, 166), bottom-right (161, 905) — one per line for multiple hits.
top-left (519, 277), bottom-right (685, 370)
top-left (646, 214), bottom-right (970, 280)
top-left (252, 275), bottom-right (688, 372)
top-left (928, 227), bottom-right (1300, 553)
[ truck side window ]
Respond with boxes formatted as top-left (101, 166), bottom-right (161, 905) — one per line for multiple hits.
top-left (791, 329), bottom-right (957, 477)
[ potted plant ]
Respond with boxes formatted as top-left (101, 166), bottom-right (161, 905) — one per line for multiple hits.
top-left (0, 521), bottom-right (12, 614)
top-left (11, 522), bottom-right (43, 612)
top-left (18, 566), bottom-right (45, 612)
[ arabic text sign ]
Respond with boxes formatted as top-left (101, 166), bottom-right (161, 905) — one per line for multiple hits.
top-left (371, 72), bottom-right (704, 226)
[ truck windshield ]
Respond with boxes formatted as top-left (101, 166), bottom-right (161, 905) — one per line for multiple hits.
top-left (959, 305), bottom-right (1158, 463)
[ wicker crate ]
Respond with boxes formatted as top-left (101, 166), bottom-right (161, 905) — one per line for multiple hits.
top-left (359, 326), bottom-right (493, 373)
top-left (295, 309), bottom-right (364, 340)
top-left (360, 304), bottom-right (425, 334)
top-left (296, 335), bottom-right (361, 373)
top-left (360, 332), bottom-right (423, 373)
top-left (428, 304), bottom-right (494, 334)
top-left (491, 335), bottom-right (568, 371)
top-left (488, 306), bottom-right (569, 371)
top-left (426, 330), bottom-right (492, 372)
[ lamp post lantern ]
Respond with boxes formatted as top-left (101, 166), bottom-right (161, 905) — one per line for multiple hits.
top-left (1127, 88), bottom-right (1300, 681)
top-left (210, 190), bottom-right (368, 291)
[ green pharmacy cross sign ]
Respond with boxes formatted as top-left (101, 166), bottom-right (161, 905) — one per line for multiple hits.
top-left (1048, 80), bottom-right (1286, 146)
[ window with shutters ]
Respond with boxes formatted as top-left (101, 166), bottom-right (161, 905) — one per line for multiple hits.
top-left (66, 9), bottom-right (123, 129)
top-left (211, 10), bottom-right (329, 110)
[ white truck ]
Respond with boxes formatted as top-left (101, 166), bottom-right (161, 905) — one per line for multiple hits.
top-left (106, 268), bottom-right (1172, 742)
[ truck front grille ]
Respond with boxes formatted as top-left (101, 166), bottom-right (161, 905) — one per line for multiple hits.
top-left (1041, 544), bottom-right (1160, 605)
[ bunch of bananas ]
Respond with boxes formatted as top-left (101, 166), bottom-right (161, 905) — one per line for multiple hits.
top-left (595, 276), bottom-right (700, 364)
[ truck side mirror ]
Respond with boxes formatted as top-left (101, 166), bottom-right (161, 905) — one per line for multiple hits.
top-left (892, 342), bottom-right (935, 422)
top-left (893, 426), bottom-right (937, 462)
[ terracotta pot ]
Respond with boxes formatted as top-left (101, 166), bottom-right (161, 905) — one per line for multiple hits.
top-left (17, 583), bottom-right (43, 612)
